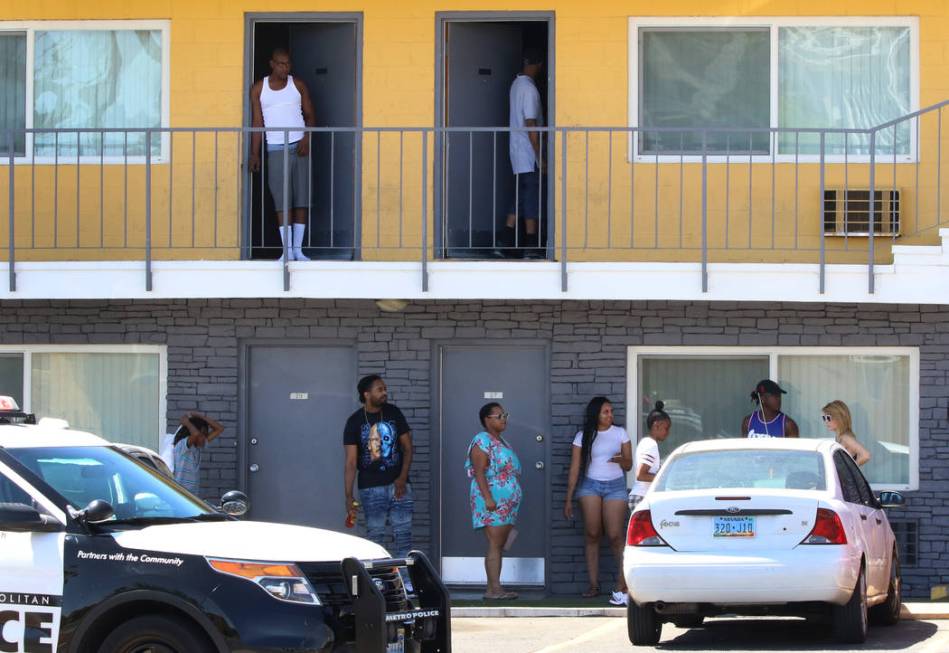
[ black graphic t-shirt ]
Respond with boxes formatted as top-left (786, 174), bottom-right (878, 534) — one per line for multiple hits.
top-left (343, 404), bottom-right (411, 489)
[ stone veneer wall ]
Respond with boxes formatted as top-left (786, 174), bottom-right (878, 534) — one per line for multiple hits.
top-left (1, 299), bottom-right (946, 596)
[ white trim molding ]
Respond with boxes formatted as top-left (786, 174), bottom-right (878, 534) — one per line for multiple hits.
top-left (4, 229), bottom-right (949, 303)
top-left (626, 346), bottom-right (920, 492)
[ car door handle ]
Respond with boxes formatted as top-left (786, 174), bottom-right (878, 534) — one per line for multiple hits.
top-left (860, 514), bottom-right (867, 521)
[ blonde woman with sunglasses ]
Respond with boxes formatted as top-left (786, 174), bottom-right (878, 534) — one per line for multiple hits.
top-left (822, 400), bottom-right (871, 466)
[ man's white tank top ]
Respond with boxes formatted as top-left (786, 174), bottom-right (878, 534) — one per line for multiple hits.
top-left (261, 75), bottom-right (305, 145)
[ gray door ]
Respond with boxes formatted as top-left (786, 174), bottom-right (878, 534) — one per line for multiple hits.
top-left (444, 23), bottom-right (522, 257)
top-left (439, 345), bottom-right (548, 585)
top-left (291, 22), bottom-right (359, 259)
top-left (249, 20), bottom-right (359, 260)
top-left (246, 345), bottom-right (356, 527)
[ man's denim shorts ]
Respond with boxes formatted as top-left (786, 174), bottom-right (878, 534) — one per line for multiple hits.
top-left (575, 475), bottom-right (628, 501)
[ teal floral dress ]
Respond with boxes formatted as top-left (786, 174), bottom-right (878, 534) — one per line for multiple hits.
top-left (465, 431), bottom-right (522, 529)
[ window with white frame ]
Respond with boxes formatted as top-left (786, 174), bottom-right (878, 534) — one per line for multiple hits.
top-left (629, 347), bottom-right (918, 490)
top-left (0, 346), bottom-right (166, 449)
top-left (0, 21), bottom-right (169, 160)
top-left (631, 18), bottom-right (917, 158)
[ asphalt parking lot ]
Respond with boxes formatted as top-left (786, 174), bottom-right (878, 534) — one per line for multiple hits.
top-left (451, 616), bottom-right (949, 652)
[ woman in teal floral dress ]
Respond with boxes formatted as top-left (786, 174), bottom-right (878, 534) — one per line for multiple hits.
top-left (465, 402), bottom-right (522, 600)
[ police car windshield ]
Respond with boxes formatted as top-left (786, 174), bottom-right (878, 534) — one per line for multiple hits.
top-left (7, 445), bottom-right (215, 521)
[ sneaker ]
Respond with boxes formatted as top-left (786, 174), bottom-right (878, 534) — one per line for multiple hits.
top-left (293, 249), bottom-right (311, 262)
top-left (609, 591), bottom-right (629, 606)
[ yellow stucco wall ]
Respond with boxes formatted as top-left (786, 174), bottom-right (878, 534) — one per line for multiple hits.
top-left (0, 1), bottom-right (947, 263)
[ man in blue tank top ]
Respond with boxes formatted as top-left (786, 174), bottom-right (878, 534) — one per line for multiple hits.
top-left (741, 379), bottom-right (800, 438)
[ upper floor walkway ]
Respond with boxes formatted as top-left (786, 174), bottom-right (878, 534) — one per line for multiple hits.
top-left (4, 101), bottom-right (949, 304)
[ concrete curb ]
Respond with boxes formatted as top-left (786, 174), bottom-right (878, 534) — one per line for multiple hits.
top-left (450, 603), bottom-right (949, 620)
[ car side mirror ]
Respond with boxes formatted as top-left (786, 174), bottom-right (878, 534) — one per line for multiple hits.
top-left (878, 491), bottom-right (905, 508)
top-left (220, 490), bottom-right (249, 517)
top-left (0, 502), bottom-right (63, 533)
top-left (78, 499), bottom-right (115, 524)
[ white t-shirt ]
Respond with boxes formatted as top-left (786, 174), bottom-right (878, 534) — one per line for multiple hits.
top-left (630, 436), bottom-right (661, 497)
top-left (509, 74), bottom-right (543, 175)
top-left (572, 425), bottom-right (631, 481)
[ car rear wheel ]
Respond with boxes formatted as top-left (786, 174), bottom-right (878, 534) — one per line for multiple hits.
top-left (870, 551), bottom-right (902, 627)
top-left (671, 615), bottom-right (705, 629)
top-left (833, 566), bottom-right (868, 644)
top-left (98, 614), bottom-right (213, 653)
top-left (627, 601), bottom-right (662, 646)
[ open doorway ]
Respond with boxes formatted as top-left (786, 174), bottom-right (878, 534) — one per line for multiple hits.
top-left (244, 15), bottom-right (362, 260)
top-left (436, 14), bottom-right (554, 259)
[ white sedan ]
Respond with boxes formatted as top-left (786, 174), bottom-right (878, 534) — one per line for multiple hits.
top-left (623, 438), bottom-right (904, 646)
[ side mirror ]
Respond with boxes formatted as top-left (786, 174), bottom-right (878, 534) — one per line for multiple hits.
top-left (0, 502), bottom-right (63, 533)
top-left (878, 491), bottom-right (905, 509)
top-left (220, 490), bottom-right (249, 517)
top-left (79, 499), bottom-right (115, 524)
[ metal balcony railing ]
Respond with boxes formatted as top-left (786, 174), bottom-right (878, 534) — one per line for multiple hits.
top-left (2, 100), bottom-right (948, 293)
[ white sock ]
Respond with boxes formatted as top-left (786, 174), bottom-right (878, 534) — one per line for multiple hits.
top-left (278, 225), bottom-right (293, 261)
top-left (292, 224), bottom-right (309, 261)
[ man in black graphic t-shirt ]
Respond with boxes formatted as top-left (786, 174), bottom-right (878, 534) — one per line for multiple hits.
top-left (343, 374), bottom-right (414, 559)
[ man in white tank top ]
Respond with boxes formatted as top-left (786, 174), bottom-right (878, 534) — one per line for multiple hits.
top-left (249, 48), bottom-right (316, 262)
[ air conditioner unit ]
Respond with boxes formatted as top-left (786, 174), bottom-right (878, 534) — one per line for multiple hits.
top-left (823, 188), bottom-right (901, 236)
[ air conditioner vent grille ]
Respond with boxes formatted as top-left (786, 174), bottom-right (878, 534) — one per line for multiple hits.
top-left (823, 189), bottom-right (901, 236)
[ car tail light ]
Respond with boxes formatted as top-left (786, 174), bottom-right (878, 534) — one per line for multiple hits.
top-left (626, 510), bottom-right (668, 547)
top-left (801, 508), bottom-right (847, 545)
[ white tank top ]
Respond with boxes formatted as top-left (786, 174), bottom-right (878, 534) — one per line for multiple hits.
top-left (260, 75), bottom-right (305, 145)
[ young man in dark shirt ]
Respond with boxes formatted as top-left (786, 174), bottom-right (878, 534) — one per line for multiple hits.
top-left (343, 374), bottom-right (414, 559)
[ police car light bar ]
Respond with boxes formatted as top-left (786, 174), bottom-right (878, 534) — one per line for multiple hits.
top-left (0, 395), bottom-right (37, 425)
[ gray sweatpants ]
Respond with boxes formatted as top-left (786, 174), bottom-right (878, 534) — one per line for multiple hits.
top-left (267, 142), bottom-right (310, 210)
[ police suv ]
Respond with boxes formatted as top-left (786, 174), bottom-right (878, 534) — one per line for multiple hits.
top-left (0, 403), bottom-right (450, 653)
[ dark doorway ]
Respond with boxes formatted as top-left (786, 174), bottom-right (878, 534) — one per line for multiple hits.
top-left (244, 344), bottom-right (356, 528)
top-left (437, 343), bottom-right (549, 586)
top-left (437, 17), bottom-right (552, 259)
top-left (247, 18), bottom-right (361, 260)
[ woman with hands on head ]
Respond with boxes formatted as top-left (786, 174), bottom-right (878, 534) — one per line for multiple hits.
top-left (465, 403), bottom-right (523, 600)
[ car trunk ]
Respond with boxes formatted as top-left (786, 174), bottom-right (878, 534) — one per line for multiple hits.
top-left (648, 489), bottom-right (820, 552)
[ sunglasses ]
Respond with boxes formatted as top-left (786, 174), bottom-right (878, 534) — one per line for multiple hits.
top-left (488, 412), bottom-right (510, 420)
top-left (821, 414), bottom-right (833, 423)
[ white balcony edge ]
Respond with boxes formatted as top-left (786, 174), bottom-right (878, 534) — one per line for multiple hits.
top-left (1, 255), bottom-right (949, 304)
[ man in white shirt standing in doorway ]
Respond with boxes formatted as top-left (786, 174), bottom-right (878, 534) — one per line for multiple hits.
top-left (499, 46), bottom-right (545, 259)
top-left (249, 48), bottom-right (317, 262)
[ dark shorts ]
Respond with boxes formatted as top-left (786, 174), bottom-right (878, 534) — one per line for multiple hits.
top-left (267, 143), bottom-right (310, 210)
top-left (508, 170), bottom-right (541, 220)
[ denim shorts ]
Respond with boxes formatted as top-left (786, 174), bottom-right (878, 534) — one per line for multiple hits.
top-left (507, 170), bottom-right (541, 220)
top-left (575, 475), bottom-right (627, 501)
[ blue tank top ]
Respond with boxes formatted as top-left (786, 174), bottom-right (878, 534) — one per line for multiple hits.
top-left (747, 410), bottom-right (787, 438)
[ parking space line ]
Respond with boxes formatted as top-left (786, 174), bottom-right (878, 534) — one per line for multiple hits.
top-left (530, 618), bottom-right (626, 653)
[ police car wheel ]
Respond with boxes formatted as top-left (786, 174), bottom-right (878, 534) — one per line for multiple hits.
top-left (97, 614), bottom-right (213, 653)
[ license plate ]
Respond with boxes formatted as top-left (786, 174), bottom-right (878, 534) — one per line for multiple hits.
top-left (713, 516), bottom-right (755, 537)
top-left (387, 630), bottom-right (405, 653)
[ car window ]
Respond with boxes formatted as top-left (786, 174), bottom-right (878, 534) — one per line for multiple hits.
top-left (6, 446), bottom-right (213, 521)
top-left (0, 469), bottom-right (33, 505)
top-left (839, 451), bottom-right (878, 508)
top-left (655, 449), bottom-right (826, 492)
top-left (833, 450), bottom-right (864, 505)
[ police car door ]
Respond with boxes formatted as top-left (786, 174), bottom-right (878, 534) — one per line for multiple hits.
top-left (0, 459), bottom-right (66, 653)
